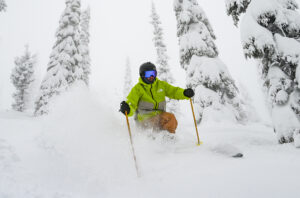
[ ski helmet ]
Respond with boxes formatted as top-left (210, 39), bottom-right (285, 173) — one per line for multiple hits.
top-left (139, 62), bottom-right (157, 84)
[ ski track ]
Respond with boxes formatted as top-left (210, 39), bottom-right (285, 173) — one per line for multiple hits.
top-left (1, 110), bottom-right (300, 198)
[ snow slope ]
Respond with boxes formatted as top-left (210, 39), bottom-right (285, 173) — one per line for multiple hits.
top-left (1, 87), bottom-right (299, 198)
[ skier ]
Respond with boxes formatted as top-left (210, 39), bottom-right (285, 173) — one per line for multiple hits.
top-left (119, 62), bottom-right (194, 133)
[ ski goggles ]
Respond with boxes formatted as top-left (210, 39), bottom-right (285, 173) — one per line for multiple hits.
top-left (144, 70), bottom-right (157, 78)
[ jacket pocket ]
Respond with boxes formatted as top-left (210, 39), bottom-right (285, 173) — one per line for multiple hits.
top-left (158, 101), bottom-right (166, 111)
top-left (138, 101), bottom-right (154, 112)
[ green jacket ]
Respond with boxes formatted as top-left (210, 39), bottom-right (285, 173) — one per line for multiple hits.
top-left (126, 77), bottom-right (189, 121)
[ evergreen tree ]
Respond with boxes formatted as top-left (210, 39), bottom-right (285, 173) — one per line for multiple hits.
top-left (174, 0), bottom-right (247, 123)
top-left (0, 0), bottom-right (6, 12)
top-left (35, 0), bottom-right (84, 115)
top-left (225, 0), bottom-right (251, 26)
top-left (123, 57), bottom-right (132, 99)
top-left (79, 6), bottom-right (91, 85)
top-left (11, 45), bottom-right (36, 112)
top-left (150, 1), bottom-right (178, 113)
top-left (226, 0), bottom-right (300, 144)
top-left (150, 1), bottom-right (174, 84)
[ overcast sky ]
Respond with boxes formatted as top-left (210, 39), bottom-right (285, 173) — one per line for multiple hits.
top-left (1, 0), bottom-right (290, 122)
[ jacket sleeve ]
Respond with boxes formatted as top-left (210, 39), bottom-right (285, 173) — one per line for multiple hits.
top-left (126, 84), bottom-right (142, 117)
top-left (163, 81), bottom-right (189, 100)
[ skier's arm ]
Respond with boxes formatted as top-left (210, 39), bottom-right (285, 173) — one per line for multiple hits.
top-left (126, 84), bottom-right (142, 117)
top-left (163, 81), bottom-right (189, 100)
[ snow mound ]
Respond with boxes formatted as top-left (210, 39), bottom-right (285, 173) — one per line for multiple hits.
top-left (31, 84), bottom-right (140, 197)
top-left (210, 143), bottom-right (243, 157)
top-left (294, 131), bottom-right (300, 148)
top-left (0, 139), bottom-right (20, 171)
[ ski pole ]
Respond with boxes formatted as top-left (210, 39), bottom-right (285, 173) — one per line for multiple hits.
top-left (125, 111), bottom-right (140, 177)
top-left (189, 98), bottom-right (202, 146)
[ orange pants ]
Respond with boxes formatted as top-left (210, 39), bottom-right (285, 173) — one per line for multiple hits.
top-left (139, 112), bottom-right (178, 133)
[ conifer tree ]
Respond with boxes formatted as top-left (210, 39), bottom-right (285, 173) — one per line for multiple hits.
top-left (226, 0), bottom-right (251, 26)
top-left (151, 1), bottom-right (178, 113)
top-left (123, 57), bottom-right (132, 99)
top-left (174, 0), bottom-right (247, 123)
top-left (79, 6), bottom-right (91, 85)
top-left (226, 0), bottom-right (300, 144)
top-left (0, 0), bottom-right (6, 12)
top-left (150, 1), bottom-right (174, 84)
top-left (35, 0), bottom-right (84, 115)
top-left (11, 45), bottom-right (36, 112)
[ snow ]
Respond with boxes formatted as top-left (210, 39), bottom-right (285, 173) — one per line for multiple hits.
top-left (240, 0), bottom-right (300, 59)
top-left (276, 34), bottom-right (300, 61)
top-left (294, 130), bottom-right (300, 147)
top-left (240, 12), bottom-right (276, 58)
top-left (1, 0), bottom-right (300, 197)
top-left (272, 102), bottom-right (300, 140)
top-left (1, 87), bottom-right (300, 198)
top-left (238, 0), bottom-right (300, 142)
top-left (188, 56), bottom-right (231, 87)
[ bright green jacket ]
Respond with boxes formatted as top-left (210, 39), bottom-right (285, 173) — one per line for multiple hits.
top-left (126, 77), bottom-right (189, 121)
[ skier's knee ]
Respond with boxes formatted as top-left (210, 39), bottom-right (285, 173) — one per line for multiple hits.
top-left (160, 112), bottom-right (178, 133)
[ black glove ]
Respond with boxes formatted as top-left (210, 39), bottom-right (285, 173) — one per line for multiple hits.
top-left (120, 101), bottom-right (130, 115)
top-left (183, 88), bottom-right (195, 98)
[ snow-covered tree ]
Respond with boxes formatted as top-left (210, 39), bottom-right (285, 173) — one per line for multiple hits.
top-left (0, 0), bottom-right (6, 12)
top-left (123, 57), bottom-right (132, 98)
top-left (11, 45), bottom-right (37, 112)
top-left (226, 0), bottom-right (300, 144)
top-left (35, 0), bottom-right (84, 115)
top-left (174, 0), bottom-right (247, 123)
top-left (150, 1), bottom-right (178, 113)
top-left (226, 0), bottom-right (251, 26)
top-left (79, 6), bottom-right (91, 85)
top-left (150, 1), bottom-right (174, 84)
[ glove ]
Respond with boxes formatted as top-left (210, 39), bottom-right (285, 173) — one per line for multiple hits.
top-left (183, 88), bottom-right (195, 98)
top-left (120, 101), bottom-right (130, 115)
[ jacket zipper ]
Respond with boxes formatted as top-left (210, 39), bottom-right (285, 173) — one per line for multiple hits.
top-left (150, 84), bottom-right (158, 110)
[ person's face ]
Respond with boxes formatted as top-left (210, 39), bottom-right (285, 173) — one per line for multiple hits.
top-left (144, 70), bottom-right (156, 83)
top-left (147, 76), bottom-right (155, 83)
